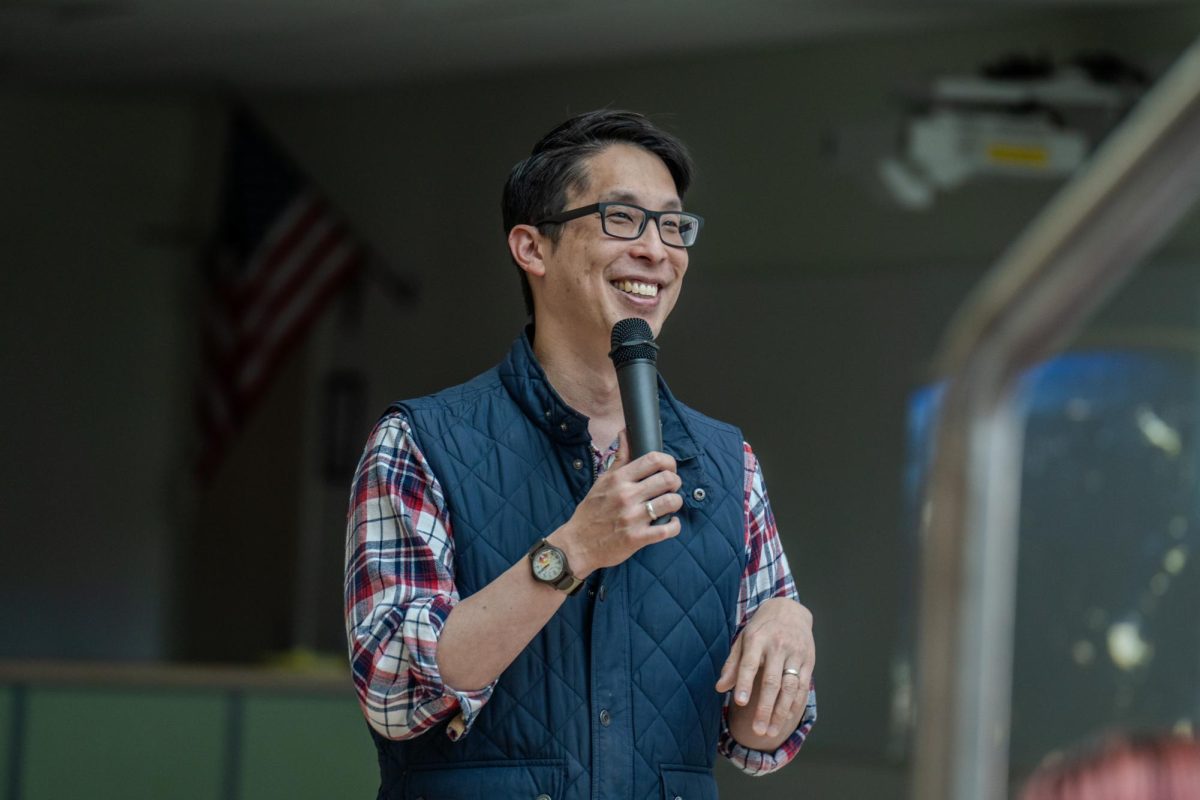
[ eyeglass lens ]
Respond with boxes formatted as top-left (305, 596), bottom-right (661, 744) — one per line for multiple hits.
top-left (600, 204), bottom-right (699, 247)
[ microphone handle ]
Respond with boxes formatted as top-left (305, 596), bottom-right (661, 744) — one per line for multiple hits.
top-left (616, 358), bottom-right (662, 459)
top-left (615, 359), bottom-right (670, 526)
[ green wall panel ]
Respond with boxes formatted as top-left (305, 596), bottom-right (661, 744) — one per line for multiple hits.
top-left (20, 688), bottom-right (226, 800)
top-left (239, 695), bottom-right (376, 800)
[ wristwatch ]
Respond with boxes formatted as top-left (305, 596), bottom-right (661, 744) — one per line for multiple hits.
top-left (527, 538), bottom-right (585, 595)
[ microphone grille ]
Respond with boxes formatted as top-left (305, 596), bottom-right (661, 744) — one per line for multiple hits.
top-left (609, 318), bottom-right (659, 367)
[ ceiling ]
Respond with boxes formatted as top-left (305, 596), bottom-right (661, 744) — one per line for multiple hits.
top-left (0, 0), bottom-right (1187, 89)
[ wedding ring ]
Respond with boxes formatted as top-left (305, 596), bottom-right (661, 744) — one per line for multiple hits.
top-left (783, 667), bottom-right (801, 678)
top-left (645, 500), bottom-right (658, 521)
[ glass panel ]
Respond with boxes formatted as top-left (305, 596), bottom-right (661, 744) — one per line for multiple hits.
top-left (902, 239), bottom-right (1200, 793)
top-left (1007, 256), bottom-right (1200, 781)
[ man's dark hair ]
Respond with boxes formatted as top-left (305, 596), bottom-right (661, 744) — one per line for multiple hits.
top-left (502, 109), bottom-right (694, 317)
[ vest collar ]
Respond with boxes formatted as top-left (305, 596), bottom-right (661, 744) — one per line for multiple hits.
top-left (498, 326), bottom-right (701, 461)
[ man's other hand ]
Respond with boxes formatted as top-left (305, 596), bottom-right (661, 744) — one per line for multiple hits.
top-left (716, 597), bottom-right (815, 749)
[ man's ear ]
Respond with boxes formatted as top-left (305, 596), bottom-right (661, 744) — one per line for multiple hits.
top-left (508, 224), bottom-right (547, 278)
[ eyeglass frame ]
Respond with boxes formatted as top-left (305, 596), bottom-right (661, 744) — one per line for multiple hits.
top-left (532, 202), bottom-right (704, 248)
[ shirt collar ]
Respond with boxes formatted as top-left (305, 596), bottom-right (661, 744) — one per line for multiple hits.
top-left (498, 325), bottom-right (701, 461)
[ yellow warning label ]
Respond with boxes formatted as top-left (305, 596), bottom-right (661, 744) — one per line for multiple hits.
top-left (986, 144), bottom-right (1049, 167)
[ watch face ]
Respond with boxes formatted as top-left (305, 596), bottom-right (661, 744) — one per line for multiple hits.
top-left (531, 546), bottom-right (565, 581)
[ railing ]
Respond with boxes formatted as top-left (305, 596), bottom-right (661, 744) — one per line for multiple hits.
top-left (912, 34), bottom-right (1200, 800)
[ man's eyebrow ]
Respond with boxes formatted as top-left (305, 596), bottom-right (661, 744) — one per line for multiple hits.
top-left (602, 189), bottom-right (683, 210)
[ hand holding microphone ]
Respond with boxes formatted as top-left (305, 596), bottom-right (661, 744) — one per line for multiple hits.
top-left (545, 319), bottom-right (681, 577)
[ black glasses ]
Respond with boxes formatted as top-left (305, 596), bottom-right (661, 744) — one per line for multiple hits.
top-left (534, 202), bottom-right (704, 248)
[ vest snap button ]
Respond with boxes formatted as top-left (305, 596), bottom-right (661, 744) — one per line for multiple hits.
top-left (692, 487), bottom-right (707, 502)
top-left (536, 795), bottom-right (552, 800)
top-left (599, 708), bottom-right (612, 726)
top-left (598, 585), bottom-right (606, 601)
top-left (572, 458), bottom-right (584, 470)
top-left (560, 421), bottom-right (569, 432)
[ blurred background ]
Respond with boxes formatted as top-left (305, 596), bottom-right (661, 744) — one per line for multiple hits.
top-left (2, 1), bottom-right (1200, 797)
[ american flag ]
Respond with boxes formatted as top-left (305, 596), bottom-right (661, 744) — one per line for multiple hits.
top-left (196, 110), bottom-right (368, 480)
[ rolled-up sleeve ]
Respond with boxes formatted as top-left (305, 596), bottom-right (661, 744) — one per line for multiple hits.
top-left (718, 442), bottom-right (818, 775)
top-left (344, 412), bottom-right (494, 741)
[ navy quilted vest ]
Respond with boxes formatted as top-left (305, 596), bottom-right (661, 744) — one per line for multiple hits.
top-left (372, 330), bottom-right (747, 800)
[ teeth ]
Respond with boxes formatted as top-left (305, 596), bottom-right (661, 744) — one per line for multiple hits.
top-left (612, 280), bottom-right (659, 298)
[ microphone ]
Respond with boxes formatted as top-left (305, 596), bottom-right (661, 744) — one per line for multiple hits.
top-left (609, 318), bottom-right (662, 460)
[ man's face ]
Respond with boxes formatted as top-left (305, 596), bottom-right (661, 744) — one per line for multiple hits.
top-left (536, 143), bottom-right (689, 344)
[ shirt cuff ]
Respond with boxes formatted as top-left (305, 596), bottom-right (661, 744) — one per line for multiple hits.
top-left (718, 687), bottom-right (818, 776)
top-left (404, 593), bottom-right (497, 739)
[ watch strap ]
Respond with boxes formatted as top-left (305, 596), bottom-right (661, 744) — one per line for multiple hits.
top-left (552, 571), bottom-right (586, 596)
top-left (527, 538), bottom-right (586, 596)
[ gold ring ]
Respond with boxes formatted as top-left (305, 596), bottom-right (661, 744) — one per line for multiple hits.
top-left (645, 500), bottom-right (658, 521)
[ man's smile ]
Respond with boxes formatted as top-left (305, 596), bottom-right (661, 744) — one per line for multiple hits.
top-left (610, 279), bottom-right (660, 298)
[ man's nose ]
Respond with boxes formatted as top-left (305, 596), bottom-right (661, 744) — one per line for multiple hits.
top-left (631, 218), bottom-right (670, 260)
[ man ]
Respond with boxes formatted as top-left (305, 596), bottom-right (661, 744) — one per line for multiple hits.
top-left (346, 110), bottom-right (816, 799)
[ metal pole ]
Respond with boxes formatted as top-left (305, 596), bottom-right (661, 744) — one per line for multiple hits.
top-left (913, 35), bottom-right (1200, 800)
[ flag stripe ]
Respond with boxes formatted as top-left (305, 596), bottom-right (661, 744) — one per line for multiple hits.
top-left (212, 219), bottom-right (350, 381)
top-left (241, 215), bottom-right (346, 338)
top-left (236, 192), bottom-right (322, 299)
top-left (238, 242), bottom-right (362, 392)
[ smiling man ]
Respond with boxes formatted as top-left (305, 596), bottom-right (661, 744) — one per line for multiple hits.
top-left (345, 110), bottom-right (816, 799)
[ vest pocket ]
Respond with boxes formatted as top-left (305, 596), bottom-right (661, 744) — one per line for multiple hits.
top-left (660, 764), bottom-right (718, 800)
top-left (404, 758), bottom-right (565, 800)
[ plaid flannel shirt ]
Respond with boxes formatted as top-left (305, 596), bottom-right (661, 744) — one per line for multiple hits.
top-left (345, 411), bottom-right (816, 776)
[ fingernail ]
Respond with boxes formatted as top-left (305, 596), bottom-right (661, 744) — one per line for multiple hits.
top-left (754, 722), bottom-right (766, 735)
top-left (737, 691), bottom-right (749, 704)
top-left (768, 726), bottom-right (779, 737)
